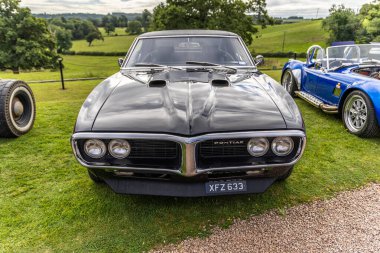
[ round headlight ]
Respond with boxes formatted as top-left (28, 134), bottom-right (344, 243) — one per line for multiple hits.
top-left (272, 137), bottom-right (294, 156)
top-left (109, 139), bottom-right (131, 159)
top-left (84, 139), bottom-right (106, 159)
top-left (247, 138), bottom-right (269, 157)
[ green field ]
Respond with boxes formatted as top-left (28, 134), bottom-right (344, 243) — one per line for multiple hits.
top-left (1, 56), bottom-right (379, 252)
top-left (72, 35), bottom-right (136, 53)
top-left (71, 20), bottom-right (328, 54)
top-left (0, 55), bottom-right (120, 81)
top-left (250, 20), bottom-right (328, 53)
top-left (99, 27), bottom-right (129, 37)
top-left (0, 55), bottom-right (297, 82)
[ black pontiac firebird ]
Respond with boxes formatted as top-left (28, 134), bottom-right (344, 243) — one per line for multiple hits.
top-left (71, 30), bottom-right (306, 197)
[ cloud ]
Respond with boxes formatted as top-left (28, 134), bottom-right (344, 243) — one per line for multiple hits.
top-left (20, 0), bottom-right (374, 17)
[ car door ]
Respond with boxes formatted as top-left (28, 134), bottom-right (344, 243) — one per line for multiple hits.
top-left (313, 45), bottom-right (361, 105)
top-left (302, 46), bottom-right (325, 94)
top-left (308, 70), bottom-right (342, 105)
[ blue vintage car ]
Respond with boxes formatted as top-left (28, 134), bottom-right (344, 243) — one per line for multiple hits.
top-left (282, 44), bottom-right (380, 138)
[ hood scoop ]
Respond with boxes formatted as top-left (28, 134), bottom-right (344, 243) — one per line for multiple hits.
top-left (146, 71), bottom-right (231, 87)
top-left (149, 80), bottom-right (167, 87)
top-left (211, 73), bottom-right (230, 87)
top-left (211, 78), bottom-right (230, 87)
top-left (149, 72), bottom-right (169, 87)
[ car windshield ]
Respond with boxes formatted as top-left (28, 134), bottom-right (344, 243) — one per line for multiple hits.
top-left (125, 36), bottom-right (253, 67)
top-left (326, 44), bottom-right (380, 69)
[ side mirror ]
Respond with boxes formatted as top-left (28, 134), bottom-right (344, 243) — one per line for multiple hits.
top-left (118, 58), bottom-right (124, 67)
top-left (254, 55), bottom-right (264, 66)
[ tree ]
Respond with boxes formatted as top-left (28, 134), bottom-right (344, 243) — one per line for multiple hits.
top-left (127, 20), bottom-right (143, 35)
top-left (322, 5), bottom-right (362, 44)
top-left (141, 9), bottom-right (152, 31)
top-left (150, 0), bottom-right (271, 45)
top-left (49, 18), bottom-right (101, 40)
top-left (50, 25), bottom-right (72, 53)
top-left (0, 0), bottom-right (58, 73)
top-left (118, 15), bottom-right (128, 27)
top-left (105, 22), bottom-right (115, 35)
top-left (110, 15), bottom-right (119, 27)
top-left (359, 1), bottom-right (380, 42)
top-left (101, 15), bottom-right (110, 27)
top-left (86, 31), bottom-right (103, 46)
top-left (89, 18), bottom-right (101, 27)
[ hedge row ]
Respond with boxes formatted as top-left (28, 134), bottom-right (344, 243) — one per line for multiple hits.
top-left (64, 51), bottom-right (127, 56)
top-left (63, 51), bottom-right (307, 58)
top-left (256, 52), bottom-right (307, 58)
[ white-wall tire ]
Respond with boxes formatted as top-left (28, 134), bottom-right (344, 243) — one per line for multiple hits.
top-left (0, 80), bottom-right (36, 138)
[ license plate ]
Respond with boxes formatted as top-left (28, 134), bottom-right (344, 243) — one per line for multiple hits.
top-left (205, 180), bottom-right (247, 195)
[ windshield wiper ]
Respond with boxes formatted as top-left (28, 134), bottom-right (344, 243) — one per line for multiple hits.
top-left (185, 61), bottom-right (237, 74)
top-left (133, 63), bottom-right (183, 71)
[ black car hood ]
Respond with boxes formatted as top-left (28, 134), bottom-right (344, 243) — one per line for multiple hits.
top-left (90, 70), bottom-right (290, 135)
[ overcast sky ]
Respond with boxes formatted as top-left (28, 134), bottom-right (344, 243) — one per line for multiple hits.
top-left (21, 0), bottom-right (374, 18)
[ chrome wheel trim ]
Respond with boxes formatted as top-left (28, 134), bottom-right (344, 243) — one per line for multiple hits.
top-left (282, 71), bottom-right (293, 93)
top-left (12, 97), bottom-right (24, 119)
top-left (344, 95), bottom-right (368, 133)
top-left (9, 87), bottom-right (35, 132)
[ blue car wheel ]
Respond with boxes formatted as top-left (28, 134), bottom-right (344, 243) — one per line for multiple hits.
top-left (343, 91), bottom-right (380, 138)
top-left (281, 69), bottom-right (297, 97)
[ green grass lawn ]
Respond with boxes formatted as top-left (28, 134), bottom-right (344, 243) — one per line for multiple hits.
top-left (1, 58), bottom-right (379, 252)
top-left (71, 20), bottom-right (328, 54)
top-left (99, 27), bottom-right (129, 37)
top-left (251, 20), bottom-right (328, 53)
top-left (0, 55), bottom-right (295, 82)
top-left (72, 35), bottom-right (136, 53)
top-left (0, 55), bottom-right (120, 81)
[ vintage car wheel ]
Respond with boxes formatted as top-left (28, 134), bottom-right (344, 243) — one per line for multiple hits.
top-left (0, 80), bottom-right (36, 138)
top-left (281, 69), bottom-right (297, 97)
top-left (88, 169), bottom-right (105, 183)
top-left (343, 91), bottom-right (380, 138)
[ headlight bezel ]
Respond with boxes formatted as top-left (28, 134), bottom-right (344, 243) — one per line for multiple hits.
top-left (108, 139), bottom-right (132, 159)
top-left (271, 136), bottom-right (294, 156)
top-left (84, 139), bottom-right (107, 159)
top-left (247, 137), bottom-right (270, 157)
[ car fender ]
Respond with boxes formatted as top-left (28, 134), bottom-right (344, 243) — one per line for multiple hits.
top-left (74, 72), bottom-right (123, 132)
top-left (257, 74), bottom-right (305, 130)
top-left (339, 81), bottom-right (380, 125)
top-left (282, 60), bottom-right (304, 90)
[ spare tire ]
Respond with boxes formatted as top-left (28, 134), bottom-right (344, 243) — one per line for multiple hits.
top-left (0, 80), bottom-right (36, 138)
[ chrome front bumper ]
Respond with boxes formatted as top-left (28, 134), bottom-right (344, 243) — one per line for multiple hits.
top-left (71, 130), bottom-right (306, 177)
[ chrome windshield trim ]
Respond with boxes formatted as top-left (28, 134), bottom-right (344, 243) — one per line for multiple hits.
top-left (120, 35), bottom-right (255, 69)
top-left (71, 130), bottom-right (306, 177)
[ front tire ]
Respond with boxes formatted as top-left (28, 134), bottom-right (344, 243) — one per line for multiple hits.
top-left (342, 91), bottom-right (380, 138)
top-left (281, 69), bottom-right (298, 97)
top-left (0, 80), bottom-right (36, 138)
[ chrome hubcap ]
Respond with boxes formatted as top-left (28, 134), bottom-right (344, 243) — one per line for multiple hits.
top-left (344, 95), bottom-right (367, 132)
top-left (282, 72), bottom-right (292, 92)
top-left (12, 97), bottom-right (24, 119)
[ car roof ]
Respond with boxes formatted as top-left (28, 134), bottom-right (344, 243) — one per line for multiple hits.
top-left (139, 30), bottom-right (238, 38)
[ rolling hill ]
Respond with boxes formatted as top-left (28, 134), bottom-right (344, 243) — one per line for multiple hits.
top-left (250, 20), bottom-right (328, 53)
top-left (71, 20), bottom-right (329, 55)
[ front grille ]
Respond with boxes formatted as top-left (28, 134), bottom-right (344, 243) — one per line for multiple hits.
top-left (77, 139), bottom-right (182, 170)
top-left (129, 140), bottom-right (180, 159)
top-left (196, 137), bottom-right (302, 170)
top-left (198, 139), bottom-right (250, 158)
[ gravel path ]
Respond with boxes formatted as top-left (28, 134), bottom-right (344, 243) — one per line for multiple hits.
top-left (153, 184), bottom-right (380, 253)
